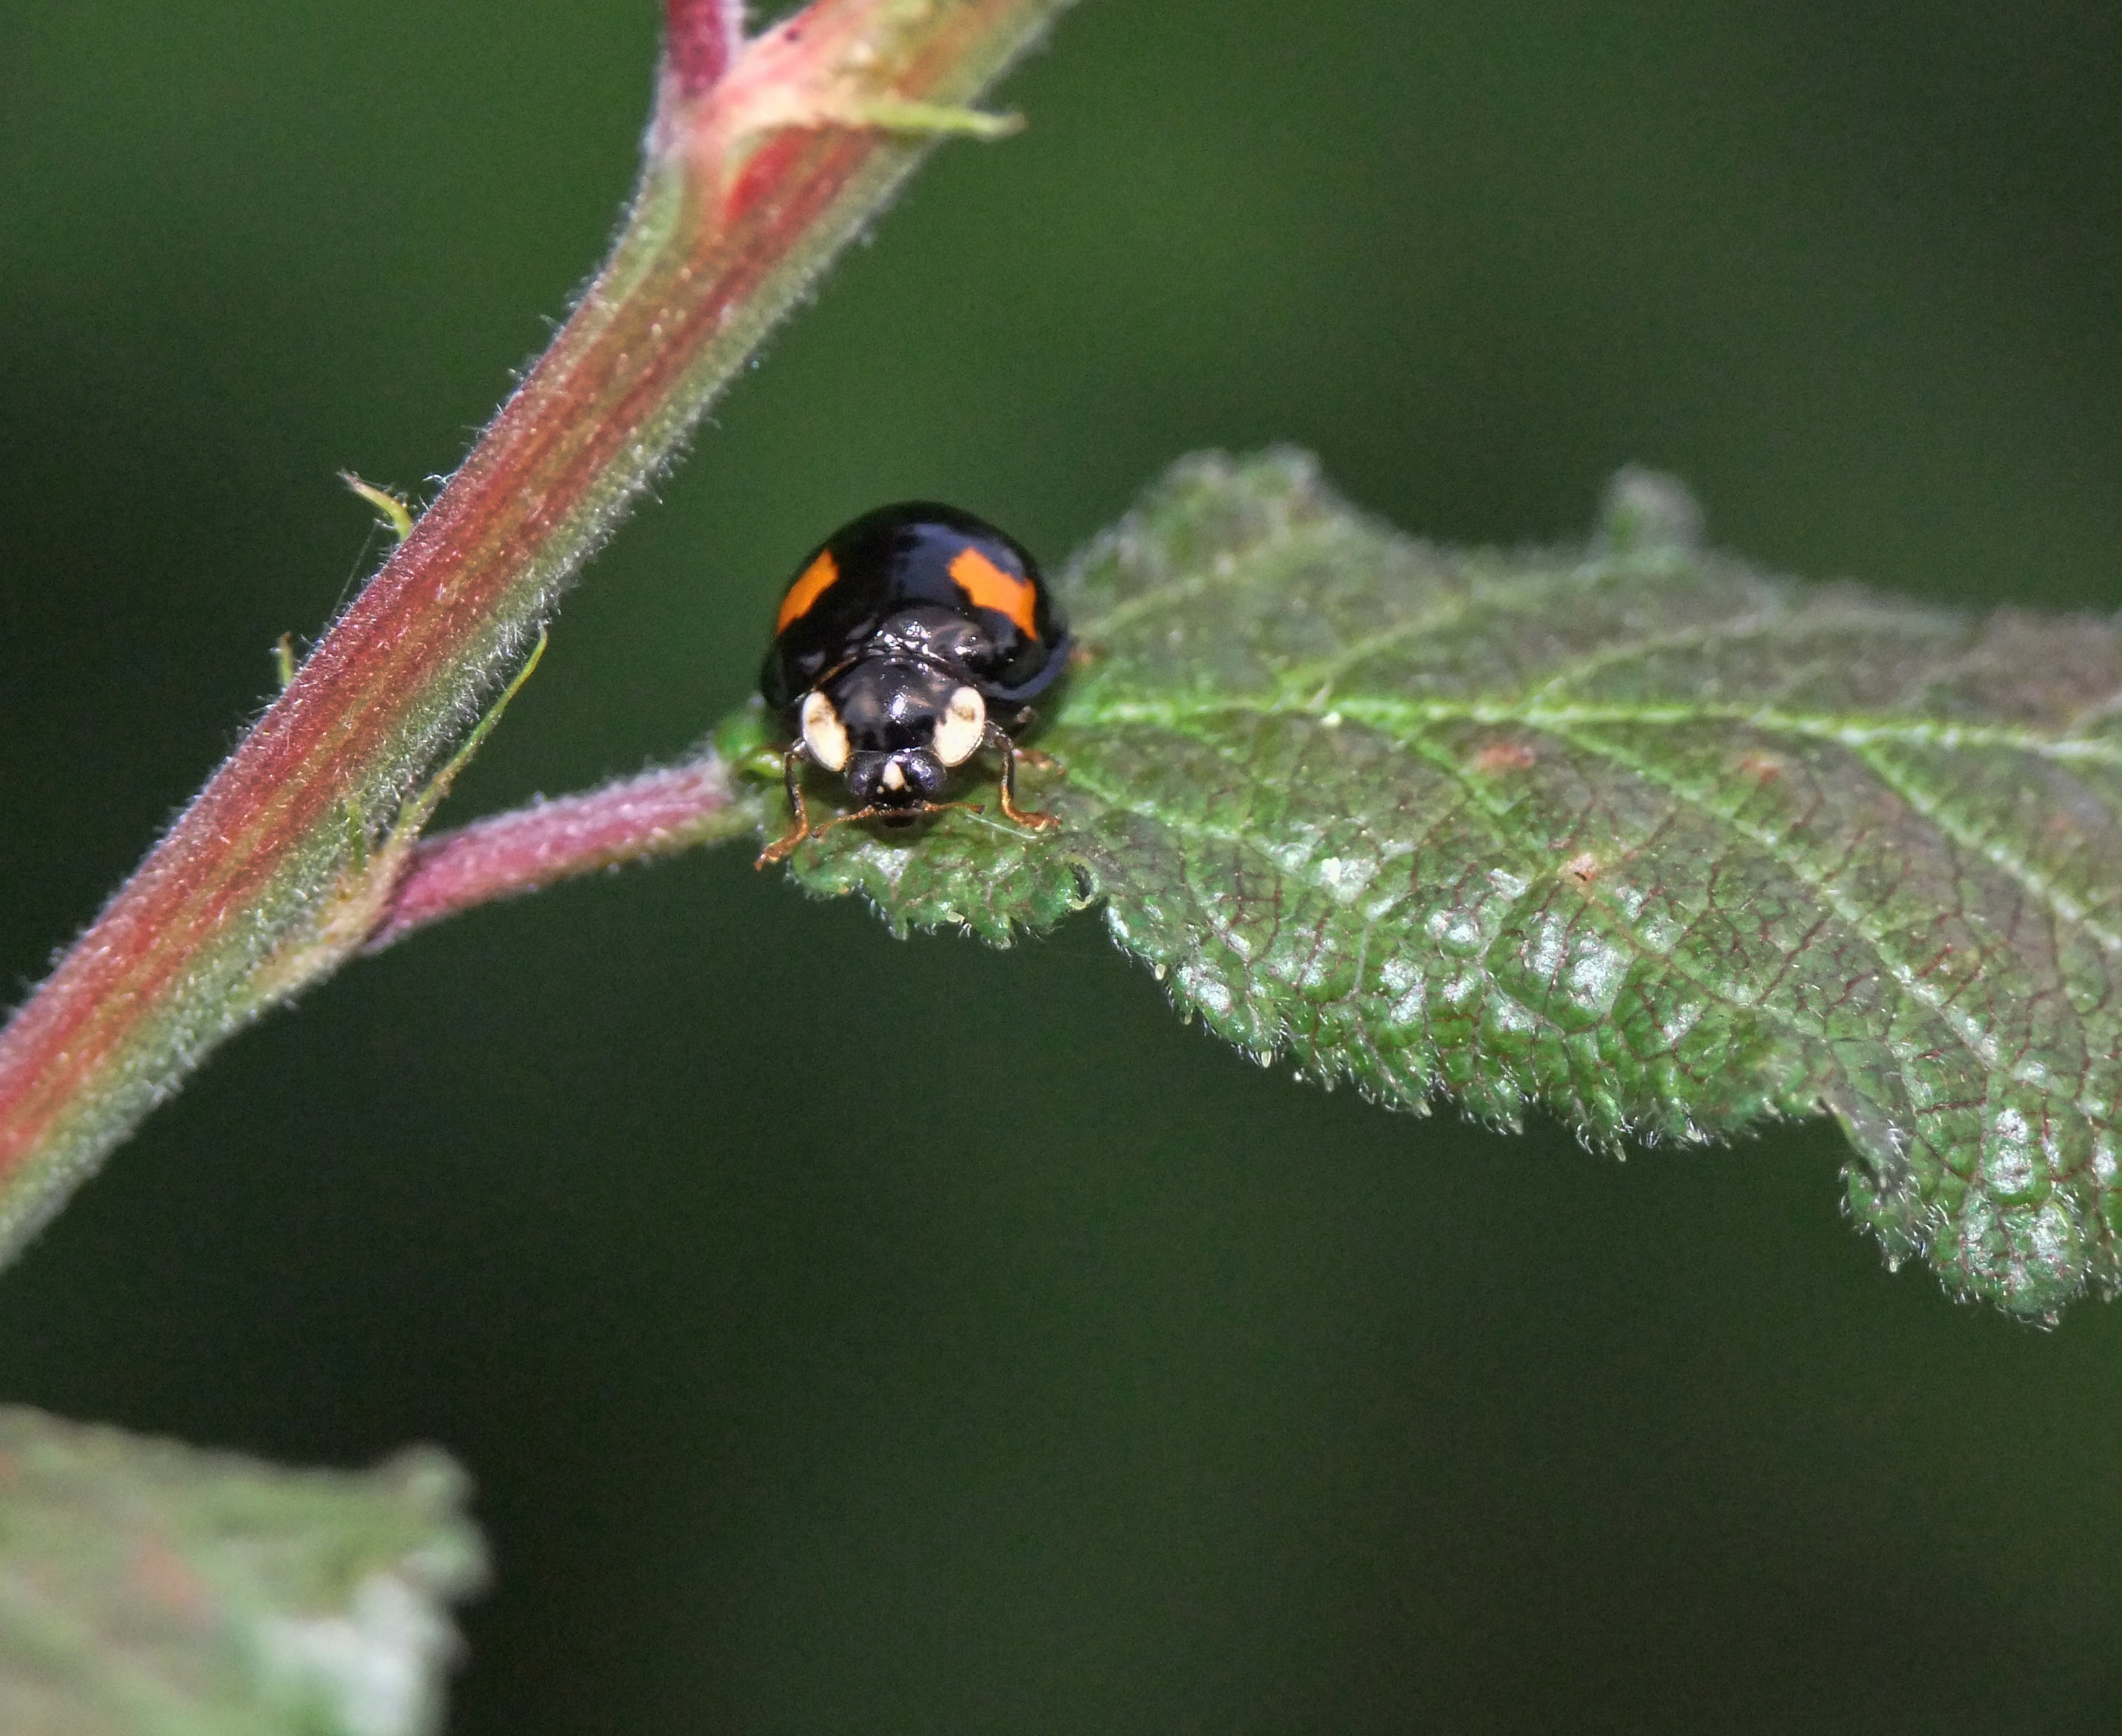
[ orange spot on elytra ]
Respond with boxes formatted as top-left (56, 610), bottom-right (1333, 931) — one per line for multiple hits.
top-left (949, 546), bottom-right (1039, 635)
top-left (1472, 741), bottom-right (1538, 774)
top-left (776, 550), bottom-right (839, 632)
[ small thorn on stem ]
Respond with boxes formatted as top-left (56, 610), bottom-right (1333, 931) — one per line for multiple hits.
top-left (666, 0), bottom-right (747, 100)
top-left (340, 472), bottom-right (415, 542)
top-left (724, 90), bottom-right (1025, 148)
top-left (809, 97), bottom-right (1025, 140)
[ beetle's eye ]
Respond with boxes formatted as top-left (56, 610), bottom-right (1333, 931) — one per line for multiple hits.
top-left (800, 691), bottom-right (851, 771)
top-left (932, 685), bottom-right (986, 767)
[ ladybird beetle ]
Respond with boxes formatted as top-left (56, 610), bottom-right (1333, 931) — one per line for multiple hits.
top-left (755, 502), bottom-right (1071, 866)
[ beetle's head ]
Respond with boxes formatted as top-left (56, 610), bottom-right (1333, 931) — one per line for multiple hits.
top-left (799, 657), bottom-right (987, 815)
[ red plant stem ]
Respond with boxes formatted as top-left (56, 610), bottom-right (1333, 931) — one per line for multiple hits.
top-left (666, 0), bottom-right (746, 99)
top-left (367, 758), bottom-right (750, 950)
top-left (0, 0), bottom-right (1073, 1261)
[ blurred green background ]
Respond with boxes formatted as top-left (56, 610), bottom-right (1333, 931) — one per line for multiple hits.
top-left (4, 1), bottom-right (2121, 1729)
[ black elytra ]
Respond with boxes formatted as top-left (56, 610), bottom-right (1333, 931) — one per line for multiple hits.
top-left (756, 502), bottom-right (1071, 866)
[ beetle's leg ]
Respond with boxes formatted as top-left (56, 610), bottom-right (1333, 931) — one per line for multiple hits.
top-left (808, 802), bottom-right (879, 840)
top-left (755, 742), bottom-right (816, 868)
top-left (812, 800), bottom-right (985, 844)
top-left (1000, 707), bottom-right (1061, 775)
top-left (986, 723), bottom-right (1060, 832)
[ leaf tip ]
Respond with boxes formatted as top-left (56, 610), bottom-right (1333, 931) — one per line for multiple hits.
top-left (1596, 467), bottom-right (1704, 557)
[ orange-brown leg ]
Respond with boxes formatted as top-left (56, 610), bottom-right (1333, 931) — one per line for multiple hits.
top-left (754, 745), bottom-right (816, 868)
top-left (987, 725), bottom-right (1060, 832)
top-left (811, 799), bottom-right (986, 844)
top-left (1000, 709), bottom-right (1062, 777)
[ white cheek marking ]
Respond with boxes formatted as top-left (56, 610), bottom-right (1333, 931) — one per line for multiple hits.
top-left (800, 691), bottom-right (850, 771)
top-left (932, 685), bottom-right (986, 767)
top-left (881, 760), bottom-right (906, 791)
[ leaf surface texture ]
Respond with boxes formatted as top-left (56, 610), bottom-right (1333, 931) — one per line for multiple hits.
top-left (765, 451), bottom-right (2122, 1318)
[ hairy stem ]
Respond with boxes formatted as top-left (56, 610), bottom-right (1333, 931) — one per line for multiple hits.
top-left (367, 756), bottom-right (759, 950)
top-left (0, 0), bottom-right (1074, 1262)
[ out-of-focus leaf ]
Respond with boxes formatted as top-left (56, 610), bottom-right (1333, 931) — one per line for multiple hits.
top-left (0, 1407), bottom-right (484, 1736)
top-left (748, 450), bottom-right (2122, 1320)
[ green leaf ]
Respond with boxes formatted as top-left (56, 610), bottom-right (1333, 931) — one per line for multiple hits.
top-left (0, 1407), bottom-right (484, 1736)
top-left (751, 450), bottom-right (2122, 1320)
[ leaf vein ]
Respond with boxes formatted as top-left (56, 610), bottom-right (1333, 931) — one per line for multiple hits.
top-left (1841, 740), bottom-right (2122, 957)
top-left (1065, 696), bottom-right (2122, 770)
top-left (1543, 720), bottom-right (2057, 1105)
